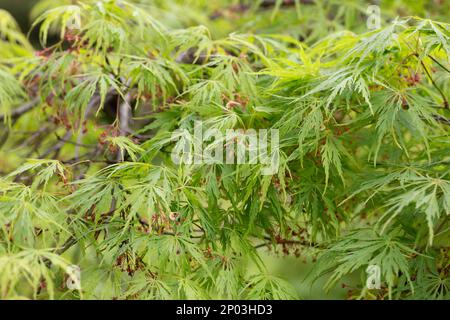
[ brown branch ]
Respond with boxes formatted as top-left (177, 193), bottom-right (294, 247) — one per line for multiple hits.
top-left (0, 98), bottom-right (40, 122)
top-left (418, 59), bottom-right (448, 109)
top-left (116, 92), bottom-right (132, 162)
top-left (63, 158), bottom-right (120, 166)
top-left (55, 236), bottom-right (78, 255)
top-left (210, 0), bottom-right (314, 20)
top-left (255, 235), bottom-right (322, 249)
top-left (427, 54), bottom-right (450, 74)
top-left (74, 95), bottom-right (101, 159)
top-left (0, 99), bottom-right (40, 149)
top-left (433, 114), bottom-right (450, 125)
top-left (55, 133), bottom-right (93, 147)
top-left (259, 0), bottom-right (314, 8)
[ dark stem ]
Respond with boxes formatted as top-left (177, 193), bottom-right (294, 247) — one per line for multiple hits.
top-left (0, 98), bottom-right (40, 122)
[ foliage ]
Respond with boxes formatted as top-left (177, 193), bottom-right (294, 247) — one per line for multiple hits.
top-left (0, 0), bottom-right (448, 300)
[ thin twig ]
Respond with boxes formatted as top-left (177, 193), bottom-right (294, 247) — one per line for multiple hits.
top-left (418, 59), bottom-right (448, 109)
top-left (0, 98), bottom-right (40, 122)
